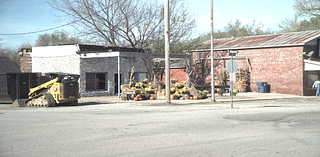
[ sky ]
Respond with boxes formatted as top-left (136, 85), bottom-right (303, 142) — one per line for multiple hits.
top-left (0, 0), bottom-right (296, 49)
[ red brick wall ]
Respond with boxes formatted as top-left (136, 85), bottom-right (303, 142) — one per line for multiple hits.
top-left (187, 51), bottom-right (227, 89)
top-left (20, 53), bottom-right (32, 73)
top-left (160, 69), bottom-right (187, 83)
top-left (189, 46), bottom-right (305, 95)
top-left (238, 46), bottom-right (304, 95)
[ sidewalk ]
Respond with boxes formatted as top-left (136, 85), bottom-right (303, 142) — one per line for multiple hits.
top-left (78, 92), bottom-right (317, 105)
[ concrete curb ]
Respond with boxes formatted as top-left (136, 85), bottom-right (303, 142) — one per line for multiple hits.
top-left (95, 94), bottom-right (319, 106)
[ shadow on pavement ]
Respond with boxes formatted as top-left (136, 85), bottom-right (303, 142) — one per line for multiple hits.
top-left (77, 101), bottom-right (110, 106)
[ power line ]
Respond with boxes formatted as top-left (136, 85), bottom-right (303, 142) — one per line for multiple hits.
top-left (1, 2), bottom-right (111, 36)
top-left (0, 21), bottom-right (77, 36)
top-left (0, 2), bottom-right (110, 36)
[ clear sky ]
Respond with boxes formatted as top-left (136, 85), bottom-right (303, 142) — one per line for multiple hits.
top-left (0, 0), bottom-right (296, 49)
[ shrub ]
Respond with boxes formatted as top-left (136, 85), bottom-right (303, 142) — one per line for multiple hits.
top-left (170, 87), bottom-right (176, 94)
top-left (170, 78), bottom-right (177, 84)
top-left (202, 90), bottom-right (209, 95)
top-left (179, 87), bottom-right (189, 94)
top-left (175, 83), bottom-right (184, 89)
top-left (135, 82), bottom-right (144, 89)
top-left (232, 89), bottom-right (239, 96)
top-left (198, 90), bottom-right (208, 99)
top-left (217, 89), bottom-right (224, 96)
top-left (141, 78), bottom-right (149, 84)
top-left (172, 91), bottom-right (181, 99)
top-left (145, 88), bottom-right (154, 94)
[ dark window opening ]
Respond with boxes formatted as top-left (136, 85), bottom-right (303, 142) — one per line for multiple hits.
top-left (98, 82), bottom-right (105, 89)
top-left (86, 73), bottom-right (95, 91)
top-left (96, 73), bottom-right (106, 90)
top-left (86, 73), bottom-right (108, 91)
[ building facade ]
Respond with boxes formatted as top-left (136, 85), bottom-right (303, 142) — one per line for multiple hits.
top-left (191, 30), bottom-right (320, 96)
top-left (24, 44), bottom-right (190, 97)
top-left (30, 44), bottom-right (151, 97)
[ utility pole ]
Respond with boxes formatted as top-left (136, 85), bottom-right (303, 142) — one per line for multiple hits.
top-left (211, 0), bottom-right (215, 103)
top-left (165, 0), bottom-right (171, 103)
top-left (231, 54), bottom-right (234, 108)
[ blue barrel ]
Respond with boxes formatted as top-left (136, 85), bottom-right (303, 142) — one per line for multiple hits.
top-left (256, 82), bottom-right (267, 93)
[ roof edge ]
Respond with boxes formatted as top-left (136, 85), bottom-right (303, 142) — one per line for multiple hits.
top-left (192, 43), bottom-right (305, 52)
top-left (303, 34), bottom-right (320, 44)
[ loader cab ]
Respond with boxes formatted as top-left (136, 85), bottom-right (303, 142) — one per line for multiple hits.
top-left (60, 75), bottom-right (80, 99)
top-left (49, 74), bottom-right (80, 103)
top-left (55, 75), bottom-right (80, 98)
top-left (59, 75), bottom-right (80, 83)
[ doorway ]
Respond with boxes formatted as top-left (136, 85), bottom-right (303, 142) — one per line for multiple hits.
top-left (114, 74), bottom-right (122, 95)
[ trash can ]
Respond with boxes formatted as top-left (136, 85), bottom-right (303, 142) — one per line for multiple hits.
top-left (256, 82), bottom-right (268, 93)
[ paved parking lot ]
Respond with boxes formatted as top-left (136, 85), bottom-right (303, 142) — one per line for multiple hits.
top-left (1, 94), bottom-right (319, 157)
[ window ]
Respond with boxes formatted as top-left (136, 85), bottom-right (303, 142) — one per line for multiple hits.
top-left (86, 73), bottom-right (108, 91)
top-left (128, 72), bottom-right (148, 83)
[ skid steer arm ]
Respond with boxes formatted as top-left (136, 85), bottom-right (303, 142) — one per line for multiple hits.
top-left (28, 77), bottom-right (58, 97)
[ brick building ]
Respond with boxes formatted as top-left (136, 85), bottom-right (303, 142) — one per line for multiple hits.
top-left (156, 58), bottom-right (188, 83)
top-left (190, 30), bottom-right (320, 96)
top-left (21, 44), bottom-right (189, 97)
top-left (26, 44), bottom-right (153, 97)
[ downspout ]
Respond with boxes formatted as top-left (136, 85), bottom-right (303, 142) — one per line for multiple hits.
top-left (118, 56), bottom-right (121, 98)
top-left (188, 53), bottom-right (192, 84)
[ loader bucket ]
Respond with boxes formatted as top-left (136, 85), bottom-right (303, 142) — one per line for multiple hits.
top-left (11, 99), bottom-right (26, 107)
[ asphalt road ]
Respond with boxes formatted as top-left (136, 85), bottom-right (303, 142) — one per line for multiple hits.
top-left (0, 99), bottom-right (320, 157)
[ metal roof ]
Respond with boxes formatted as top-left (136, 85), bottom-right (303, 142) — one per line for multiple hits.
top-left (196, 30), bottom-right (320, 51)
top-left (77, 44), bottom-right (146, 53)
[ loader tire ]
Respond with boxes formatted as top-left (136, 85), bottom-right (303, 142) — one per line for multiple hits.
top-left (44, 93), bottom-right (56, 107)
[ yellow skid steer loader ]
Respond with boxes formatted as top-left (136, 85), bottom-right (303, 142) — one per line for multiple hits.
top-left (18, 74), bottom-right (80, 107)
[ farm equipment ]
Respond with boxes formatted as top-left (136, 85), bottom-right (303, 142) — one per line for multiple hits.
top-left (12, 73), bottom-right (80, 107)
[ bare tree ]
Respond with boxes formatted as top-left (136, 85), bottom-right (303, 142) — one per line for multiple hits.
top-left (49, 0), bottom-right (195, 50)
top-left (278, 0), bottom-right (320, 32)
top-left (294, 0), bottom-right (320, 18)
top-left (50, 0), bottom-right (161, 48)
top-left (189, 51), bottom-right (227, 90)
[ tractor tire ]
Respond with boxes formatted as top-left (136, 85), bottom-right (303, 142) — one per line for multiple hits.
top-left (44, 93), bottom-right (56, 107)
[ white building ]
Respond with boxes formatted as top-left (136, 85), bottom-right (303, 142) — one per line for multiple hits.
top-left (31, 44), bottom-right (152, 97)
